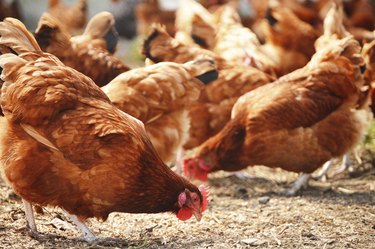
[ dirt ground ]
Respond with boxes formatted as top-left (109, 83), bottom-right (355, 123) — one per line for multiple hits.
top-left (0, 149), bottom-right (374, 249)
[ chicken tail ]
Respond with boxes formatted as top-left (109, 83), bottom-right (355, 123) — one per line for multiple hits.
top-left (190, 14), bottom-right (216, 49)
top-left (310, 36), bottom-right (363, 71)
top-left (0, 18), bottom-right (41, 55)
top-left (141, 24), bottom-right (170, 63)
top-left (82, 11), bottom-right (118, 53)
top-left (314, 2), bottom-right (350, 51)
top-left (323, 2), bottom-right (348, 38)
top-left (183, 57), bottom-right (218, 85)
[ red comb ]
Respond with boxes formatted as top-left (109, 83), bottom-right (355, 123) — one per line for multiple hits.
top-left (199, 185), bottom-right (209, 212)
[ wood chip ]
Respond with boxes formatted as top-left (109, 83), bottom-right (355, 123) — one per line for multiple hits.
top-left (258, 196), bottom-right (271, 204)
top-left (48, 217), bottom-right (75, 231)
top-left (241, 238), bottom-right (266, 246)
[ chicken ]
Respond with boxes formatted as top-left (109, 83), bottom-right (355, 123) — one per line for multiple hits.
top-left (260, 3), bottom-right (320, 76)
top-left (34, 12), bottom-right (130, 87)
top-left (183, 35), bottom-right (370, 195)
top-left (312, 1), bottom-right (367, 181)
top-left (142, 25), bottom-right (275, 149)
top-left (101, 58), bottom-right (218, 166)
top-left (47, 0), bottom-right (87, 35)
top-left (212, 4), bottom-right (277, 76)
top-left (0, 18), bottom-right (208, 242)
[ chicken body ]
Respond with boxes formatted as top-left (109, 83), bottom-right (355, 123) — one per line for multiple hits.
top-left (183, 36), bottom-right (370, 188)
top-left (35, 12), bottom-right (130, 87)
top-left (0, 18), bottom-right (207, 240)
top-left (102, 59), bottom-right (217, 165)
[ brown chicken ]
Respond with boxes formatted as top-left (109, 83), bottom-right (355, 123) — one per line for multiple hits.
top-left (311, 1), bottom-right (368, 181)
top-left (102, 58), bottom-right (218, 166)
top-left (183, 35), bottom-right (370, 195)
top-left (34, 12), bottom-right (130, 87)
top-left (142, 25), bottom-right (275, 149)
top-left (47, 0), bottom-right (87, 35)
top-left (0, 18), bottom-right (208, 242)
top-left (260, 3), bottom-right (320, 76)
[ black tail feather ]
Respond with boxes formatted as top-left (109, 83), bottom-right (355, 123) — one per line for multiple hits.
top-left (195, 70), bottom-right (218, 85)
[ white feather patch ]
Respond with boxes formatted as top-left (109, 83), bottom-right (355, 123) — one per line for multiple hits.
top-left (20, 123), bottom-right (59, 151)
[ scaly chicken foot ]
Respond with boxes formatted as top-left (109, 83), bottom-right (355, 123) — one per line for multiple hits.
top-left (22, 199), bottom-right (38, 238)
top-left (66, 212), bottom-right (97, 243)
top-left (284, 173), bottom-right (311, 196)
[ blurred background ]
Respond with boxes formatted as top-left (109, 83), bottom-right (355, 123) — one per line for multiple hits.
top-left (0, 0), bottom-right (257, 66)
top-left (1, 0), bottom-right (375, 67)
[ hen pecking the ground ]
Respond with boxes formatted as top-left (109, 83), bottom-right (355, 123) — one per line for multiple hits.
top-left (0, 18), bottom-right (208, 242)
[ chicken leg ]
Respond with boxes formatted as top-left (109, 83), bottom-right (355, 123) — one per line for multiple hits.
top-left (312, 160), bottom-right (334, 182)
top-left (23, 199), bottom-right (38, 237)
top-left (313, 153), bottom-right (357, 181)
top-left (66, 212), bottom-right (96, 242)
top-left (285, 173), bottom-right (311, 196)
top-left (333, 154), bottom-right (353, 176)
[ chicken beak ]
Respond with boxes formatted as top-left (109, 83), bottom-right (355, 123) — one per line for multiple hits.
top-left (192, 208), bottom-right (202, 221)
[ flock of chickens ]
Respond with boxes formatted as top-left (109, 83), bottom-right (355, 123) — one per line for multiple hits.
top-left (0, 0), bottom-right (374, 243)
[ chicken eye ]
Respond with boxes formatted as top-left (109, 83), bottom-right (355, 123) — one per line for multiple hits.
top-left (191, 194), bottom-right (199, 202)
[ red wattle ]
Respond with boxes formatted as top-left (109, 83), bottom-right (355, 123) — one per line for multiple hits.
top-left (176, 207), bottom-right (193, 221)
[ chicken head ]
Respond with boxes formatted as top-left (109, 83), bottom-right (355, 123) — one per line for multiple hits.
top-left (176, 185), bottom-right (209, 221)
